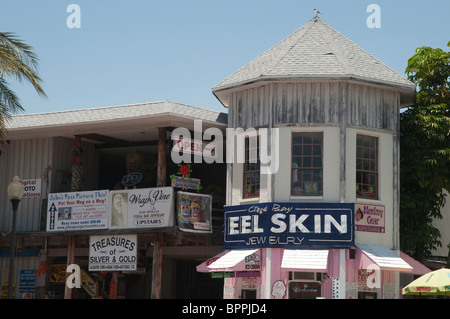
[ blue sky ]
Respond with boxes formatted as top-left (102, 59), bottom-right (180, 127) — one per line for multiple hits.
top-left (1, 0), bottom-right (449, 115)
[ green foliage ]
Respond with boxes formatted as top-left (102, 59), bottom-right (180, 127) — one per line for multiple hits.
top-left (400, 41), bottom-right (450, 261)
top-left (0, 32), bottom-right (46, 138)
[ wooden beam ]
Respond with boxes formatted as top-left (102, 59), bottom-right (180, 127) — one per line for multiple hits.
top-left (157, 127), bottom-right (166, 187)
top-left (64, 235), bottom-right (76, 299)
top-left (151, 233), bottom-right (163, 299)
top-left (151, 127), bottom-right (166, 299)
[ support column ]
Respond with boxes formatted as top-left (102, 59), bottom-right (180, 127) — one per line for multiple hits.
top-left (151, 233), bottom-right (163, 299)
top-left (263, 248), bottom-right (272, 299)
top-left (64, 235), bottom-right (76, 299)
top-left (151, 127), bottom-right (166, 299)
top-left (339, 83), bottom-right (348, 203)
top-left (338, 249), bottom-right (346, 299)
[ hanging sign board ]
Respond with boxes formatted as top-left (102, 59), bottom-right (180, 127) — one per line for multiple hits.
top-left (223, 202), bottom-right (354, 250)
top-left (355, 203), bottom-right (385, 233)
top-left (176, 191), bottom-right (212, 233)
top-left (172, 137), bottom-right (216, 158)
top-left (89, 234), bottom-right (137, 271)
top-left (171, 176), bottom-right (202, 191)
top-left (46, 190), bottom-right (109, 231)
top-left (109, 187), bottom-right (174, 229)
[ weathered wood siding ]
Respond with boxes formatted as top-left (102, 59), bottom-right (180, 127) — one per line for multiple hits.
top-left (0, 137), bottom-right (98, 232)
top-left (227, 81), bottom-right (400, 132)
top-left (0, 138), bottom-right (53, 232)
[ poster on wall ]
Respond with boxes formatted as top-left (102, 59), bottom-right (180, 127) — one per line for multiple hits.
top-left (355, 203), bottom-right (385, 233)
top-left (109, 187), bottom-right (174, 229)
top-left (46, 190), bottom-right (109, 231)
top-left (89, 235), bottom-right (137, 271)
top-left (176, 191), bottom-right (212, 233)
top-left (21, 179), bottom-right (41, 199)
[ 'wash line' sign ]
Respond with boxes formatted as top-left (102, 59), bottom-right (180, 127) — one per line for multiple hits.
top-left (223, 202), bottom-right (354, 249)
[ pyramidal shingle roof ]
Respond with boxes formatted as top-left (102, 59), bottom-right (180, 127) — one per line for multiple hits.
top-left (213, 17), bottom-right (415, 92)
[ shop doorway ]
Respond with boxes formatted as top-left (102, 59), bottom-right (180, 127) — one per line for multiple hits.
top-left (242, 289), bottom-right (257, 299)
top-left (175, 260), bottom-right (223, 299)
top-left (358, 292), bottom-right (377, 299)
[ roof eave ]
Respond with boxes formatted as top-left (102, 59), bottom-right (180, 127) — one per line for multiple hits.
top-left (213, 75), bottom-right (416, 108)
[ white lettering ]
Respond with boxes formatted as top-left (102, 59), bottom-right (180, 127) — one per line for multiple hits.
top-left (289, 214), bottom-right (310, 233)
top-left (270, 213), bottom-right (287, 233)
top-left (324, 215), bottom-right (347, 233)
top-left (229, 216), bottom-right (239, 235)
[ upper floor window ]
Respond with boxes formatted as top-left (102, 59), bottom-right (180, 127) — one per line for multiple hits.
top-left (356, 134), bottom-right (378, 199)
top-left (292, 132), bottom-right (323, 196)
top-left (243, 137), bottom-right (260, 199)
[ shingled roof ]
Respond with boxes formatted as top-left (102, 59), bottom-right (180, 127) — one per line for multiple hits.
top-left (5, 100), bottom-right (227, 130)
top-left (213, 17), bottom-right (415, 93)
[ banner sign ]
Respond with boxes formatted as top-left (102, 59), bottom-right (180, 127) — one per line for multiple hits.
top-left (109, 187), bottom-right (174, 229)
top-left (176, 191), bottom-right (212, 233)
top-left (223, 202), bottom-right (354, 249)
top-left (355, 203), bottom-right (385, 233)
top-left (47, 190), bottom-right (109, 231)
top-left (89, 235), bottom-right (137, 271)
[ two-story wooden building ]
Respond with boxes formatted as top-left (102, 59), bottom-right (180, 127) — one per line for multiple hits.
top-left (198, 17), bottom-right (430, 299)
top-left (0, 100), bottom-right (227, 299)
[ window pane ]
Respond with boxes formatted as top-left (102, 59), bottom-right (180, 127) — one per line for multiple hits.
top-left (303, 157), bottom-right (312, 168)
top-left (292, 133), bottom-right (323, 196)
top-left (313, 157), bottom-right (322, 168)
top-left (356, 134), bottom-right (378, 199)
top-left (313, 145), bottom-right (322, 156)
top-left (243, 137), bottom-right (260, 199)
top-left (303, 145), bottom-right (312, 156)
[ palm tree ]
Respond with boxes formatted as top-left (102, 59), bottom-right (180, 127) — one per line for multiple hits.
top-left (0, 32), bottom-right (46, 137)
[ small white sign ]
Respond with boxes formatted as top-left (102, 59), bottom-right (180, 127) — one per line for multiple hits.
top-left (109, 187), bottom-right (174, 229)
top-left (21, 179), bottom-right (42, 199)
top-left (89, 234), bottom-right (137, 271)
top-left (47, 190), bottom-right (109, 231)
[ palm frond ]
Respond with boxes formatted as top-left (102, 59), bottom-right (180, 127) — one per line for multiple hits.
top-left (0, 32), bottom-right (47, 98)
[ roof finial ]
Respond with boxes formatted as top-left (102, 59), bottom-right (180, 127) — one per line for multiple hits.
top-left (314, 9), bottom-right (321, 17)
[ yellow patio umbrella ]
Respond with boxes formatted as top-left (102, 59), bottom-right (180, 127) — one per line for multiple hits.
top-left (402, 268), bottom-right (450, 296)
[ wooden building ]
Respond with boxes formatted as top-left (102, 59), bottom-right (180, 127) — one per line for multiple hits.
top-left (199, 17), bottom-right (429, 299)
top-left (0, 100), bottom-right (227, 299)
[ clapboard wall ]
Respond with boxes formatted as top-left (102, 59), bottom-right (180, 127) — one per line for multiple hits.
top-left (0, 137), bottom-right (98, 233)
top-left (226, 81), bottom-right (400, 131)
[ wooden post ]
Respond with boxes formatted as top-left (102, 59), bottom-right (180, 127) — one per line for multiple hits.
top-left (151, 127), bottom-right (166, 299)
top-left (157, 127), bottom-right (166, 187)
top-left (64, 235), bottom-right (76, 299)
top-left (71, 135), bottom-right (83, 192)
top-left (151, 233), bottom-right (163, 299)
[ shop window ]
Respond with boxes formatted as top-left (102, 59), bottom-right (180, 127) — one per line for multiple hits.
top-left (358, 291), bottom-right (377, 299)
top-left (243, 137), bottom-right (260, 199)
top-left (289, 272), bottom-right (323, 281)
top-left (356, 135), bottom-right (378, 199)
top-left (292, 132), bottom-right (323, 196)
top-left (288, 272), bottom-right (322, 299)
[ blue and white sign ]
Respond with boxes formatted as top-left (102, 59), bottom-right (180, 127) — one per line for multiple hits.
top-left (223, 202), bottom-right (354, 249)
